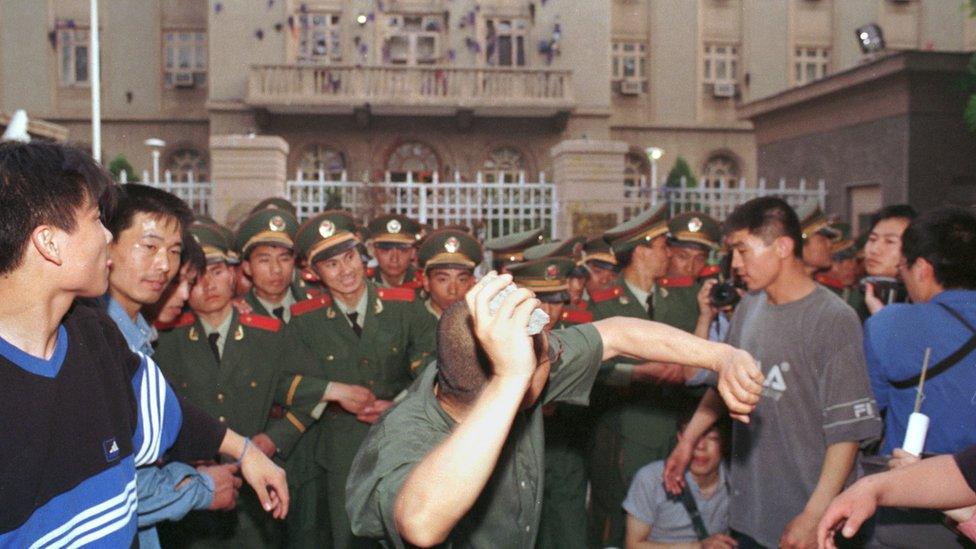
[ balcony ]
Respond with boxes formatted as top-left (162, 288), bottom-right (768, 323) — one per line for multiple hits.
top-left (246, 64), bottom-right (574, 117)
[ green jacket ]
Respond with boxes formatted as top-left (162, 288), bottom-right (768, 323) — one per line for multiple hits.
top-left (277, 282), bottom-right (437, 473)
top-left (652, 276), bottom-right (702, 334)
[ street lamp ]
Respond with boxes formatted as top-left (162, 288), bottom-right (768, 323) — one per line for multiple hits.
top-left (646, 147), bottom-right (664, 190)
top-left (145, 138), bottom-right (166, 184)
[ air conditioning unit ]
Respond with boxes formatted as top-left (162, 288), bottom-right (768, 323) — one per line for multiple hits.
top-left (620, 80), bottom-right (642, 95)
top-left (712, 81), bottom-right (736, 98)
top-left (174, 72), bottom-right (195, 88)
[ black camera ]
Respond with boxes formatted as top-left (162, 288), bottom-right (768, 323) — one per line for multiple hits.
top-left (708, 254), bottom-right (743, 308)
top-left (860, 276), bottom-right (909, 305)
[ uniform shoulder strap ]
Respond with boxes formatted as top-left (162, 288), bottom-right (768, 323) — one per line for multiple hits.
top-left (240, 313), bottom-right (282, 333)
top-left (561, 309), bottom-right (593, 324)
top-left (291, 294), bottom-right (333, 317)
top-left (590, 286), bottom-right (623, 303)
top-left (658, 276), bottom-right (695, 288)
top-left (154, 311), bottom-right (196, 331)
top-left (377, 287), bottom-right (416, 302)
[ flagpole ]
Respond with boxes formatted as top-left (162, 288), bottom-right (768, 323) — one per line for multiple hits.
top-left (90, 0), bottom-right (101, 163)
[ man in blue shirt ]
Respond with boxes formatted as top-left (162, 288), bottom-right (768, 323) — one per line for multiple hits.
top-left (864, 206), bottom-right (976, 546)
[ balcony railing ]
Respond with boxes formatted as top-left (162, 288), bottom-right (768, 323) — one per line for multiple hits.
top-left (246, 64), bottom-right (574, 115)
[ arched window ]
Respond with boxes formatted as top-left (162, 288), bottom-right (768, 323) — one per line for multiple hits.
top-left (385, 141), bottom-right (439, 182)
top-left (623, 152), bottom-right (650, 218)
top-left (299, 144), bottom-right (346, 181)
top-left (482, 147), bottom-right (526, 183)
top-left (166, 148), bottom-right (208, 182)
top-left (702, 154), bottom-right (739, 189)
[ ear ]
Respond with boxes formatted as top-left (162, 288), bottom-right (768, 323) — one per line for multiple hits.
top-left (241, 260), bottom-right (253, 278)
top-left (913, 257), bottom-right (936, 284)
top-left (422, 276), bottom-right (431, 293)
top-left (773, 236), bottom-right (794, 259)
top-left (31, 225), bottom-right (64, 266)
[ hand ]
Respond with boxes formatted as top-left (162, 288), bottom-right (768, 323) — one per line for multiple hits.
top-left (816, 478), bottom-right (879, 549)
top-left (198, 463), bottom-right (242, 511)
top-left (632, 362), bottom-right (685, 385)
top-left (697, 279), bottom-right (721, 321)
top-left (888, 448), bottom-right (921, 470)
top-left (356, 399), bottom-right (394, 424)
top-left (714, 346), bottom-right (764, 422)
top-left (864, 283), bottom-right (885, 316)
top-left (325, 382), bottom-right (376, 415)
top-left (240, 442), bottom-right (290, 520)
top-left (780, 509), bottom-right (819, 549)
top-left (251, 433), bottom-right (277, 458)
top-left (663, 439), bottom-right (694, 495)
top-left (702, 533), bottom-right (738, 549)
top-left (465, 272), bottom-right (540, 384)
top-left (231, 298), bottom-right (254, 315)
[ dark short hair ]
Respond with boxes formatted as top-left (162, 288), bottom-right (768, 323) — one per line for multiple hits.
top-left (435, 301), bottom-right (491, 404)
top-left (723, 197), bottom-right (803, 258)
top-left (181, 232), bottom-right (206, 274)
top-left (901, 206), bottom-right (976, 290)
top-left (104, 183), bottom-right (193, 240)
top-left (0, 141), bottom-right (116, 275)
top-left (869, 204), bottom-right (917, 234)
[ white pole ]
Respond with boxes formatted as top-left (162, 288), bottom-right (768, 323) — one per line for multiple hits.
top-left (90, 0), bottom-right (101, 163)
top-left (151, 149), bottom-right (161, 183)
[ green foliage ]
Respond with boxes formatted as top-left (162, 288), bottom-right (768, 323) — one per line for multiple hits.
top-left (107, 154), bottom-right (138, 182)
top-left (665, 156), bottom-right (696, 188)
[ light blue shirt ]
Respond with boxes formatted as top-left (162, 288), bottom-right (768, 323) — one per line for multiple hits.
top-left (100, 295), bottom-right (214, 548)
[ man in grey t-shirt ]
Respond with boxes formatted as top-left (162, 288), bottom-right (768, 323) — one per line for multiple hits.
top-left (664, 198), bottom-right (881, 548)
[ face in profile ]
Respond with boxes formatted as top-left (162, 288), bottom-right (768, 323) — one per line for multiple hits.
top-left (62, 199), bottom-right (114, 297)
top-left (634, 236), bottom-right (670, 279)
top-left (151, 262), bottom-right (199, 324)
top-left (727, 229), bottom-right (783, 291)
top-left (585, 262), bottom-right (617, 294)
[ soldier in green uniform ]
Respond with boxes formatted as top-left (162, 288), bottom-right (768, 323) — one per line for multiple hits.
top-left (365, 213), bottom-right (425, 291)
top-left (154, 223), bottom-right (300, 548)
top-left (508, 257), bottom-right (592, 549)
top-left (252, 196), bottom-right (299, 218)
top-left (587, 202), bottom-right (691, 548)
top-left (276, 210), bottom-right (437, 549)
top-left (484, 227), bottom-right (547, 271)
top-left (796, 201), bottom-right (841, 277)
top-left (818, 233), bottom-right (869, 321)
top-left (653, 212), bottom-right (722, 334)
top-left (417, 228), bottom-right (483, 322)
top-left (580, 236), bottom-right (620, 299)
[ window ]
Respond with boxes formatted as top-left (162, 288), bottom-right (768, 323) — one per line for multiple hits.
top-left (59, 29), bottom-right (90, 86)
top-left (611, 41), bottom-right (647, 81)
top-left (386, 141), bottom-right (439, 182)
top-left (703, 43), bottom-right (738, 84)
top-left (296, 12), bottom-right (342, 64)
top-left (299, 144), bottom-right (346, 181)
top-left (702, 154), bottom-right (739, 189)
top-left (384, 15), bottom-right (443, 65)
top-left (486, 19), bottom-right (527, 67)
top-left (163, 31), bottom-right (207, 88)
top-left (482, 147), bottom-right (526, 183)
top-left (793, 47), bottom-right (829, 86)
top-left (166, 149), bottom-right (208, 182)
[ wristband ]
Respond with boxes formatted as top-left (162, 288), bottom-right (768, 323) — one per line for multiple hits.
top-left (235, 437), bottom-right (252, 466)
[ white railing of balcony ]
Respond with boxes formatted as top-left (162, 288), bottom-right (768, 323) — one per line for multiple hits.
top-left (120, 169), bottom-right (213, 217)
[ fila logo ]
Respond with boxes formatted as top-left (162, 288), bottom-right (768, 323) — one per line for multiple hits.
top-left (854, 402), bottom-right (875, 419)
top-left (761, 362), bottom-right (789, 400)
top-left (103, 438), bottom-right (120, 462)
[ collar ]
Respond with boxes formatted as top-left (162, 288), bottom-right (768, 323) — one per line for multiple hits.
top-left (931, 289), bottom-right (976, 307)
top-left (334, 286), bottom-right (369, 322)
top-left (425, 298), bottom-right (442, 320)
top-left (200, 309), bottom-right (234, 341)
top-left (623, 277), bottom-right (651, 311)
top-left (257, 291), bottom-right (297, 321)
top-left (105, 295), bottom-right (156, 356)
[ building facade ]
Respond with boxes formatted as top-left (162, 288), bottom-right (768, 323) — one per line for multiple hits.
top-left (0, 0), bottom-right (973, 222)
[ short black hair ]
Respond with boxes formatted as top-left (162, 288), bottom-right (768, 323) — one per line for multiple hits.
top-left (724, 197), bottom-right (803, 258)
top-left (181, 232), bottom-right (206, 274)
top-left (104, 183), bottom-right (193, 241)
top-left (901, 206), bottom-right (976, 290)
top-left (869, 204), bottom-right (917, 234)
top-left (435, 301), bottom-right (491, 404)
top-left (0, 141), bottom-right (116, 276)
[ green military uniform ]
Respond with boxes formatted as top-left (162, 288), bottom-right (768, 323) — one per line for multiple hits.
top-left (484, 227), bottom-right (547, 271)
top-left (796, 201), bottom-right (842, 242)
top-left (365, 214), bottom-right (425, 291)
top-left (154, 223), bottom-right (299, 548)
top-left (509, 257), bottom-right (592, 549)
top-left (346, 323), bottom-right (606, 548)
top-left (651, 212), bottom-right (723, 333)
top-left (415, 228), bottom-right (483, 324)
top-left (251, 196), bottom-right (299, 218)
top-left (586, 203), bottom-right (687, 548)
top-left (275, 210), bottom-right (437, 549)
top-left (525, 237), bottom-right (591, 313)
top-left (818, 236), bottom-right (869, 321)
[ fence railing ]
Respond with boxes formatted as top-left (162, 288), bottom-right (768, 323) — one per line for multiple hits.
top-left (120, 169), bottom-right (213, 217)
top-left (287, 170), bottom-right (557, 241)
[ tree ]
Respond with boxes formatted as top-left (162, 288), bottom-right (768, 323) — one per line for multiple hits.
top-left (108, 154), bottom-right (138, 183)
top-left (665, 156), bottom-right (696, 188)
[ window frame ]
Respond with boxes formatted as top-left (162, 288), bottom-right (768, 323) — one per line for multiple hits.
top-left (611, 40), bottom-right (648, 83)
top-left (384, 14), bottom-right (443, 66)
top-left (485, 17), bottom-right (528, 67)
top-left (793, 46), bottom-right (830, 86)
top-left (702, 42), bottom-right (739, 85)
top-left (58, 27), bottom-right (91, 88)
top-left (296, 12), bottom-right (342, 64)
top-left (162, 29), bottom-right (208, 89)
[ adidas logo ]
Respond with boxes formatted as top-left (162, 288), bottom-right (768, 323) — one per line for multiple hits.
top-left (103, 438), bottom-right (121, 462)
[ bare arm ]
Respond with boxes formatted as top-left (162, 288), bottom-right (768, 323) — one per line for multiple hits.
top-left (393, 273), bottom-right (540, 547)
top-left (818, 454), bottom-right (976, 548)
top-left (218, 429), bottom-right (289, 519)
top-left (663, 388), bottom-right (724, 495)
top-left (781, 441), bottom-right (858, 548)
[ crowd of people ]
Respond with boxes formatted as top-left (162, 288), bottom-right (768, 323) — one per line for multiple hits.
top-left (1, 139), bottom-right (975, 549)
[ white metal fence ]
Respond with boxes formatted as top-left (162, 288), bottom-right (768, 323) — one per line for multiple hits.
top-left (288, 170), bottom-right (558, 240)
top-left (120, 169), bottom-right (213, 217)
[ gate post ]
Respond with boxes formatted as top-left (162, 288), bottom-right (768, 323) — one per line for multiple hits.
top-left (550, 138), bottom-right (628, 239)
top-left (209, 134), bottom-right (289, 227)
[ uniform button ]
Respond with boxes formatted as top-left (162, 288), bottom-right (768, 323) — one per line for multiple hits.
top-left (391, 346), bottom-right (398, 353)
top-left (326, 355), bottom-right (334, 361)
top-left (218, 416), bottom-right (226, 423)
top-left (360, 358), bottom-right (369, 366)
top-left (217, 393), bottom-right (225, 402)
top-left (250, 381), bottom-right (257, 388)
top-left (520, 481), bottom-right (526, 489)
top-left (525, 525), bottom-right (531, 533)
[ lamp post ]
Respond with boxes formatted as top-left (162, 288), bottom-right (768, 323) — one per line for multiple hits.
top-left (646, 146), bottom-right (664, 190)
top-left (90, 0), bottom-right (101, 162)
top-left (144, 138), bottom-right (166, 184)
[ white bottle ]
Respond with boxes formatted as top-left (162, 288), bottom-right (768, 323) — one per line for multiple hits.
top-left (902, 412), bottom-right (930, 457)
